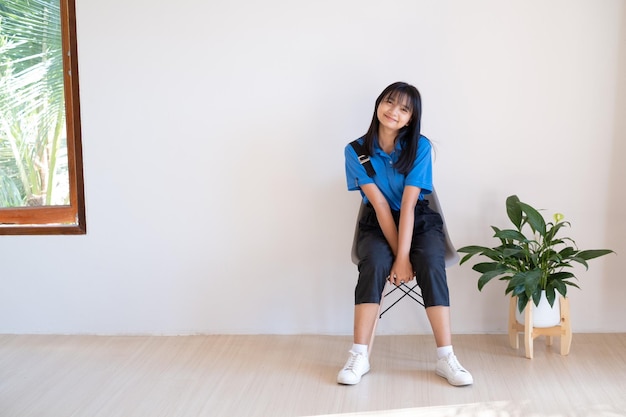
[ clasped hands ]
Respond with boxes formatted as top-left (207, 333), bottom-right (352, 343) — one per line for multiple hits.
top-left (387, 258), bottom-right (416, 287)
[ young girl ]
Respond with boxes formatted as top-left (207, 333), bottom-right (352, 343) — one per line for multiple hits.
top-left (338, 81), bottom-right (473, 387)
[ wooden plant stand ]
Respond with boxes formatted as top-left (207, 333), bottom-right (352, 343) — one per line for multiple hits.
top-left (508, 296), bottom-right (572, 359)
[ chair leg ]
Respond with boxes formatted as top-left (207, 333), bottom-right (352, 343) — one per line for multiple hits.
top-left (367, 301), bottom-right (384, 357)
top-left (368, 282), bottom-right (390, 357)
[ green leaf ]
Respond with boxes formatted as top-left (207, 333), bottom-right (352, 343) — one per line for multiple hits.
top-left (518, 202), bottom-right (546, 236)
top-left (459, 253), bottom-right (475, 265)
top-left (545, 221), bottom-right (570, 242)
top-left (564, 280), bottom-right (580, 287)
top-left (501, 246), bottom-right (525, 259)
top-left (457, 245), bottom-right (504, 264)
top-left (531, 288), bottom-right (543, 306)
top-left (505, 281), bottom-right (525, 297)
top-left (457, 245), bottom-right (489, 265)
top-left (477, 270), bottom-right (510, 291)
top-left (517, 294), bottom-right (529, 313)
top-left (558, 246), bottom-right (577, 258)
top-left (551, 280), bottom-right (567, 297)
top-left (508, 270), bottom-right (541, 297)
top-left (575, 249), bottom-right (615, 261)
top-left (481, 248), bottom-right (507, 260)
top-left (494, 229), bottom-right (527, 242)
top-left (472, 262), bottom-right (505, 273)
top-left (569, 257), bottom-right (590, 270)
top-left (506, 195), bottom-right (522, 229)
top-left (544, 287), bottom-right (556, 307)
top-left (457, 245), bottom-right (490, 254)
top-left (549, 271), bottom-right (575, 281)
top-left (490, 226), bottom-right (505, 244)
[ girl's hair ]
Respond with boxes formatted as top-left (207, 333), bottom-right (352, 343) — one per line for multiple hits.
top-left (363, 81), bottom-right (422, 174)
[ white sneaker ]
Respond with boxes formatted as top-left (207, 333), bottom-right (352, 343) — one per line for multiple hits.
top-left (435, 353), bottom-right (473, 386)
top-left (337, 350), bottom-right (370, 385)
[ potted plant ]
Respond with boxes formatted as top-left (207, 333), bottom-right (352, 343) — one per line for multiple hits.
top-left (457, 195), bottom-right (614, 321)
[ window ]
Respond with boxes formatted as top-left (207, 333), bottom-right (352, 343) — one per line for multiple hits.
top-left (0, 0), bottom-right (84, 235)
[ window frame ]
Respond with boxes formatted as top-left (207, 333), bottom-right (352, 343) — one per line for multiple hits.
top-left (0, 0), bottom-right (86, 235)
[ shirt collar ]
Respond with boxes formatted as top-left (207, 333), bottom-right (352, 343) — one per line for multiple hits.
top-left (373, 139), bottom-right (402, 156)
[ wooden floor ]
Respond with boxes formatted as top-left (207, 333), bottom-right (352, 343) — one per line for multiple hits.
top-left (0, 334), bottom-right (625, 417)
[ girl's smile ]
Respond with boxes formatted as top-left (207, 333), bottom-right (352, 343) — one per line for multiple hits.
top-left (377, 94), bottom-right (413, 132)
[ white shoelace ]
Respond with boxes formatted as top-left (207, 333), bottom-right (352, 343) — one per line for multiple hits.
top-left (445, 354), bottom-right (466, 373)
top-left (344, 351), bottom-right (366, 372)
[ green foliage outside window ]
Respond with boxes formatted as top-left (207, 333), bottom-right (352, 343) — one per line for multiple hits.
top-left (0, 0), bottom-right (69, 208)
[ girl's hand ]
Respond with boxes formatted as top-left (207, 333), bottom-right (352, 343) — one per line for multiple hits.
top-left (388, 257), bottom-right (415, 287)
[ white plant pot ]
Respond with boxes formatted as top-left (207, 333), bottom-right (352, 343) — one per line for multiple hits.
top-left (515, 290), bottom-right (561, 328)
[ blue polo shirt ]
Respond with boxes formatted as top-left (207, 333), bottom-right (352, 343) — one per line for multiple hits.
top-left (345, 135), bottom-right (433, 211)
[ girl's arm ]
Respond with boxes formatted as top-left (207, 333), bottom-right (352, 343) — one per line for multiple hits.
top-left (360, 183), bottom-right (398, 256)
top-left (390, 185), bottom-right (421, 285)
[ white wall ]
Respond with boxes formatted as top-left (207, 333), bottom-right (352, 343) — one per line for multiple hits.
top-left (0, 0), bottom-right (624, 335)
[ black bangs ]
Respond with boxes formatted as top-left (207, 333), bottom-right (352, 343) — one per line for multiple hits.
top-left (383, 90), bottom-right (414, 113)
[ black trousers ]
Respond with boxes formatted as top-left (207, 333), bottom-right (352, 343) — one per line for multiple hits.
top-left (354, 200), bottom-right (450, 308)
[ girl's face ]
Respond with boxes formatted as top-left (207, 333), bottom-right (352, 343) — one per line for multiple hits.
top-left (376, 92), bottom-right (413, 133)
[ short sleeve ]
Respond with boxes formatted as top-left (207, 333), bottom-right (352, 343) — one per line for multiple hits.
top-left (404, 137), bottom-right (433, 195)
